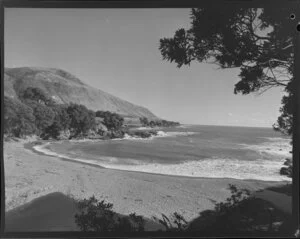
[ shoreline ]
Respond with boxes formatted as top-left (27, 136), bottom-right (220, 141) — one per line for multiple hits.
top-left (25, 140), bottom-right (287, 183)
top-left (4, 138), bottom-right (289, 230)
top-left (27, 139), bottom-right (291, 182)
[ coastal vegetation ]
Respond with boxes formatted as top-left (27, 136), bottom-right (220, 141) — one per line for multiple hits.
top-left (139, 117), bottom-right (180, 128)
top-left (74, 196), bottom-right (145, 232)
top-left (4, 87), bottom-right (178, 141)
top-left (74, 184), bottom-right (292, 236)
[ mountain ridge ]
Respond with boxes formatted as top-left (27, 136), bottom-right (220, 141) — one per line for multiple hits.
top-left (4, 67), bottom-right (158, 120)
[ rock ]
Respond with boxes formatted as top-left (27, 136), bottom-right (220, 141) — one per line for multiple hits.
top-left (280, 166), bottom-right (292, 177)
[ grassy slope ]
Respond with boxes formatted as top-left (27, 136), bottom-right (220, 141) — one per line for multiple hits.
top-left (4, 67), bottom-right (158, 120)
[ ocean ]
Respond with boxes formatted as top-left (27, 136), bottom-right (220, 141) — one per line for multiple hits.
top-left (34, 125), bottom-right (292, 181)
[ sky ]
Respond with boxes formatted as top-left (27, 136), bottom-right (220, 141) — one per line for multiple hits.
top-left (4, 8), bottom-right (286, 127)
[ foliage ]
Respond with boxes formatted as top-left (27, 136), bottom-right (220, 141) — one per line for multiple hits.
top-left (67, 104), bottom-right (96, 137)
top-left (139, 117), bottom-right (149, 126)
top-left (96, 111), bottom-right (124, 131)
top-left (152, 212), bottom-right (188, 231)
top-left (4, 96), bottom-right (36, 137)
top-left (29, 101), bottom-right (56, 135)
top-left (5, 86), bottom-right (128, 140)
top-left (139, 117), bottom-right (180, 128)
top-left (159, 7), bottom-right (295, 136)
top-left (20, 87), bottom-right (55, 106)
top-left (42, 121), bottom-right (62, 140)
top-left (191, 184), bottom-right (291, 235)
top-left (214, 184), bottom-right (251, 215)
top-left (155, 184), bottom-right (292, 236)
top-left (74, 196), bottom-right (145, 232)
top-left (42, 104), bottom-right (71, 139)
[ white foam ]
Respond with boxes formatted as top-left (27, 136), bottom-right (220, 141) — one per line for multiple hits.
top-left (33, 143), bottom-right (290, 182)
top-left (156, 131), bottom-right (197, 138)
top-left (239, 137), bottom-right (292, 158)
top-left (135, 126), bottom-right (156, 130)
top-left (177, 124), bottom-right (196, 129)
top-left (111, 131), bottom-right (197, 141)
top-left (111, 133), bottom-right (155, 141)
top-left (99, 158), bottom-right (291, 182)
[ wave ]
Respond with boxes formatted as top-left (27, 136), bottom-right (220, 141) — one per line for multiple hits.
top-left (111, 131), bottom-right (197, 141)
top-left (100, 158), bottom-right (291, 182)
top-left (259, 137), bottom-right (291, 142)
top-left (33, 142), bottom-right (290, 182)
top-left (135, 126), bottom-right (157, 130)
top-left (176, 124), bottom-right (193, 129)
top-left (239, 137), bottom-right (292, 158)
top-left (156, 131), bottom-right (197, 137)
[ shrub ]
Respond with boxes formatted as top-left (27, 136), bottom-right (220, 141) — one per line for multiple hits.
top-left (30, 102), bottom-right (56, 135)
top-left (67, 104), bottom-right (96, 137)
top-left (4, 96), bottom-right (36, 137)
top-left (96, 111), bottom-right (124, 131)
top-left (74, 196), bottom-right (145, 232)
top-left (20, 87), bottom-right (55, 106)
top-left (152, 212), bottom-right (188, 231)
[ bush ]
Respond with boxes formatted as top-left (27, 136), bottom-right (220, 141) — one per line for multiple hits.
top-left (42, 104), bottom-right (72, 139)
top-left (20, 87), bottom-right (55, 106)
top-left (152, 212), bottom-right (188, 231)
top-left (4, 96), bottom-right (36, 137)
top-left (156, 184), bottom-right (291, 236)
top-left (30, 102), bottom-right (56, 135)
top-left (96, 111), bottom-right (124, 131)
top-left (74, 196), bottom-right (145, 232)
top-left (139, 117), bottom-right (180, 127)
top-left (67, 104), bottom-right (96, 137)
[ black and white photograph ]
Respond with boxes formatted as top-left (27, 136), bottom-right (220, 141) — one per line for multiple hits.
top-left (2, 3), bottom-right (298, 236)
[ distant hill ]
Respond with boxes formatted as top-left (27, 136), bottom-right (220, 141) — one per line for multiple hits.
top-left (4, 67), bottom-right (158, 120)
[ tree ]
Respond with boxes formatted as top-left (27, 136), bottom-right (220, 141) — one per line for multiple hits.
top-left (29, 101), bottom-right (56, 135)
top-left (96, 110), bottom-right (124, 131)
top-left (4, 96), bottom-right (36, 137)
top-left (139, 117), bottom-right (149, 126)
top-left (21, 87), bottom-right (55, 106)
top-left (159, 7), bottom-right (295, 135)
top-left (41, 104), bottom-right (71, 139)
top-left (67, 104), bottom-right (96, 137)
top-left (43, 104), bottom-right (72, 139)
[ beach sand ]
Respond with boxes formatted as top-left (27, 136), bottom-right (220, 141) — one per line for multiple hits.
top-left (4, 138), bottom-right (288, 231)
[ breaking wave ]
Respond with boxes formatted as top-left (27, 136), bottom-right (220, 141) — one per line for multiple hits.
top-left (33, 141), bottom-right (291, 182)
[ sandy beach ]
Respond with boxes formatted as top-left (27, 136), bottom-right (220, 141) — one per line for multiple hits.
top-left (4, 138), bottom-right (288, 231)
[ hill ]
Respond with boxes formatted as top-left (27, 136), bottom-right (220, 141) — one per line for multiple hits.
top-left (4, 67), bottom-right (158, 120)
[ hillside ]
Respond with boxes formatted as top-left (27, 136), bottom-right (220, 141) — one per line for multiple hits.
top-left (4, 67), bottom-right (158, 120)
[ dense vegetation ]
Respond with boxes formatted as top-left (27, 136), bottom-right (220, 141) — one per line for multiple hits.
top-left (4, 87), bottom-right (125, 140)
top-left (4, 96), bottom-right (36, 137)
top-left (139, 117), bottom-right (180, 128)
top-left (75, 184), bottom-right (293, 236)
top-left (96, 111), bottom-right (124, 131)
top-left (74, 196), bottom-right (145, 232)
top-left (4, 87), bottom-right (181, 140)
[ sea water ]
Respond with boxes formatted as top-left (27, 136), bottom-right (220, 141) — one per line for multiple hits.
top-left (34, 125), bottom-right (292, 181)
